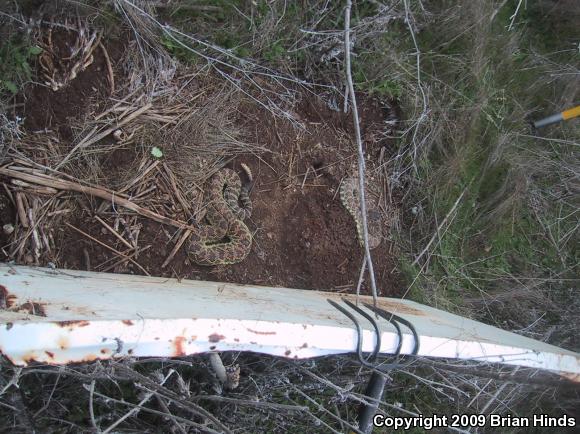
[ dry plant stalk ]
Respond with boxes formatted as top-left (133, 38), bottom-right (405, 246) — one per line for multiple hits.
top-left (0, 167), bottom-right (197, 231)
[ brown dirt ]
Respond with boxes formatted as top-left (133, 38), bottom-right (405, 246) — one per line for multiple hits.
top-left (2, 30), bottom-right (405, 297)
top-left (54, 94), bottom-right (404, 296)
top-left (18, 27), bottom-right (124, 141)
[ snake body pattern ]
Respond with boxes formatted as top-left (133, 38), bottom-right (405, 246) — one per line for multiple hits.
top-left (340, 177), bottom-right (383, 249)
top-left (189, 168), bottom-right (253, 265)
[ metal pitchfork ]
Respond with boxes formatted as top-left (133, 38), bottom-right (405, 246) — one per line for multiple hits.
top-left (327, 299), bottom-right (420, 433)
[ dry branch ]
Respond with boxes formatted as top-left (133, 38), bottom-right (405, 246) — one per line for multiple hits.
top-left (0, 167), bottom-right (197, 231)
top-left (94, 216), bottom-right (134, 250)
top-left (161, 229), bottom-right (191, 269)
top-left (65, 223), bottom-right (149, 276)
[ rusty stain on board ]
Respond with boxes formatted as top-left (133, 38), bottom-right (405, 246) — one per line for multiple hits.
top-left (246, 327), bottom-right (276, 336)
top-left (122, 320), bottom-right (134, 326)
top-left (22, 352), bottom-right (38, 364)
top-left (0, 285), bottom-right (18, 309)
top-left (174, 336), bottom-right (186, 356)
top-left (18, 302), bottom-right (47, 317)
top-left (331, 293), bottom-right (426, 317)
top-left (57, 320), bottom-right (90, 328)
top-left (208, 333), bottom-right (225, 343)
top-left (58, 336), bottom-right (69, 350)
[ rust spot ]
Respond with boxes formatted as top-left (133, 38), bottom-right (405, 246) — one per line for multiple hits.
top-left (6, 323), bottom-right (13, 330)
top-left (174, 336), bottom-right (186, 356)
top-left (0, 285), bottom-right (9, 308)
top-left (0, 285), bottom-right (18, 309)
top-left (100, 348), bottom-right (110, 354)
top-left (22, 352), bottom-right (37, 363)
top-left (18, 302), bottom-right (47, 317)
top-left (246, 327), bottom-right (276, 336)
top-left (122, 320), bottom-right (134, 326)
top-left (45, 351), bottom-right (55, 359)
top-left (58, 336), bottom-right (69, 350)
top-left (285, 350), bottom-right (291, 356)
top-left (208, 333), bottom-right (225, 343)
top-left (336, 295), bottom-right (426, 317)
top-left (191, 335), bottom-right (197, 341)
top-left (301, 342), bottom-right (308, 348)
top-left (375, 299), bottom-right (426, 316)
top-left (57, 320), bottom-right (90, 328)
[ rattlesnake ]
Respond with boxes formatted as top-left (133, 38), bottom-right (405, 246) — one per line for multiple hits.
top-left (189, 168), bottom-right (253, 265)
top-left (340, 177), bottom-right (383, 249)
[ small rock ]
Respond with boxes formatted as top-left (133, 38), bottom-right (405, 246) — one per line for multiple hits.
top-left (3, 223), bottom-right (14, 235)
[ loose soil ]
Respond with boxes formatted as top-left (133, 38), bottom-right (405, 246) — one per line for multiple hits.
top-left (2, 30), bottom-right (405, 297)
top-left (19, 28), bottom-right (123, 140)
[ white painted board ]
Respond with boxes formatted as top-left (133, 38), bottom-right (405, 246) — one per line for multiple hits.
top-left (0, 265), bottom-right (578, 382)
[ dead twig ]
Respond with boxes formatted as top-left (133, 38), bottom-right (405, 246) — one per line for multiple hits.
top-left (412, 187), bottom-right (467, 266)
top-left (102, 370), bottom-right (174, 434)
top-left (99, 42), bottom-right (115, 95)
top-left (57, 103), bottom-right (152, 169)
top-left (15, 192), bottom-right (28, 228)
top-left (101, 245), bottom-right (151, 273)
top-left (0, 167), bottom-right (197, 231)
top-left (161, 229), bottom-right (191, 269)
top-left (65, 222), bottom-right (149, 276)
top-left (94, 215), bottom-right (134, 250)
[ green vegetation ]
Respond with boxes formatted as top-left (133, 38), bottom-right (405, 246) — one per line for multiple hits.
top-left (390, 0), bottom-right (579, 347)
top-left (0, 35), bottom-right (42, 94)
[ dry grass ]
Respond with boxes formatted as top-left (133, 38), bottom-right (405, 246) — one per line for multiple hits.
top-left (1, 353), bottom-right (577, 433)
top-left (385, 0), bottom-right (580, 349)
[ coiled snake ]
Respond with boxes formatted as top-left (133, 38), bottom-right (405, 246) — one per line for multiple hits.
top-left (189, 168), bottom-right (253, 265)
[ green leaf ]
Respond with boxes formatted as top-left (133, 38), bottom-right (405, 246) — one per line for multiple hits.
top-left (2, 80), bottom-right (19, 94)
top-left (28, 46), bottom-right (43, 55)
top-left (151, 147), bottom-right (163, 159)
